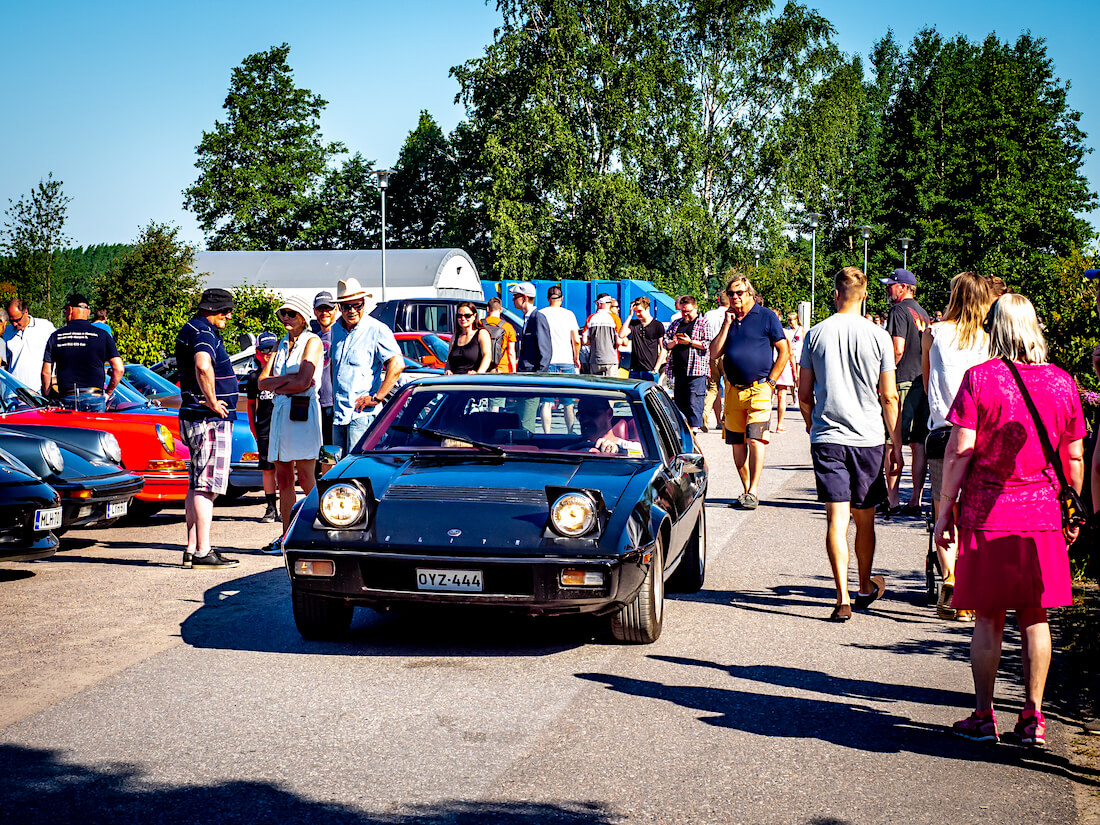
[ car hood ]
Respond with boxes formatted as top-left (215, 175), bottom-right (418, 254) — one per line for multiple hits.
top-left (331, 453), bottom-right (646, 552)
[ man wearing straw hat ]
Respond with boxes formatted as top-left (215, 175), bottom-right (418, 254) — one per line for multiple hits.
top-left (329, 278), bottom-right (404, 454)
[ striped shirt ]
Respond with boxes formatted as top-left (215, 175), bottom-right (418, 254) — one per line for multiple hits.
top-left (175, 316), bottom-right (238, 421)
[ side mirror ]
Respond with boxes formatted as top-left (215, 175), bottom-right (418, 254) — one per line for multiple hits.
top-left (319, 445), bottom-right (344, 465)
top-left (673, 452), bottom-right (705, 475)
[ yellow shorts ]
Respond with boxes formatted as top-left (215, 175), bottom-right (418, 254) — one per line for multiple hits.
top-left (723, 381), bottom-right (772, 444)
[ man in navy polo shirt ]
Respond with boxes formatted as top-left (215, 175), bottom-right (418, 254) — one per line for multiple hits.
top-left (709, 273), bottom-right (790, 509)
top-left (175, 288), bottom-right (240, 569)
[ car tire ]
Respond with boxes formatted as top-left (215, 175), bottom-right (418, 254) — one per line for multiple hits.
top-left (292, 588), bottom-right (353, 640)
top-left (610, 539), bottom-right (664, 644)
top-left (667, 509), bottom-right (706, 593)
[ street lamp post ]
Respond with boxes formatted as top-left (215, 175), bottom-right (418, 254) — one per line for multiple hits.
top-left (373, 168), bottom-right (394, 302)
top-left (806, 213), bottom-right (823, 322)
top-left (754, 251), bottom-right (761, 269)
top-left (898, 236), bottom-right (912, 270)
top-left (859, 226), bottom-right (873, 315)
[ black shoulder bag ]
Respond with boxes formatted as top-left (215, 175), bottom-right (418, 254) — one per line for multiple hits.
top-left (1002, 358), bottom-right (1088, 534)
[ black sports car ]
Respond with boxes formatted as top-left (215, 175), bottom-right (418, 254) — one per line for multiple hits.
top-left (0, 426), bottom-right (143, 531)
top-left (0, 449), bottom-right (61, 563)
top-left (283, 375), bottom-right (708, 644)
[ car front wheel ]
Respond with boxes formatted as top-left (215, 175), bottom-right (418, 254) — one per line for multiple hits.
top-left (292, 588), bottom-right (353, 640)
top-left (610, 540), bottom-right (664, 644)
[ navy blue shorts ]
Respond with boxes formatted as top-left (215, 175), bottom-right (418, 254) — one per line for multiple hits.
top-left (810, 443), bottom-right (887, 509)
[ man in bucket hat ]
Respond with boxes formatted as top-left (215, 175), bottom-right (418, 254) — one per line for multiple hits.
top-left (175, 288), bottom-right (239, 569)
top-left (329, 278), bottom-right (404, 453)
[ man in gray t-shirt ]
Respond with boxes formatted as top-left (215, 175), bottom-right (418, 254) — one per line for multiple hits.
top-left (798, 267), bottom-right (902, 622)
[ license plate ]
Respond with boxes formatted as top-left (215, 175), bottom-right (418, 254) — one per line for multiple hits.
top-left (106, 500), bottom-right (128, 518)
top-left (34, 507), bottom-right (63, 531)
top-left (415, 568), bottom-right (484, 592)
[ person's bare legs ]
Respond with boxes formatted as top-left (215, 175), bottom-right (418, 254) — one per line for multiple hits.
top-left (851, 505), bottom-right (877, 595)
top-left (1018, 608), bottom-right (1051, 713)
top-left (185, 489), bottom-right (216, 554)
top-left (296, 459), bottom-right (317, 495)
top-left (731, 443), bottom-right (749, 493)
top-left (746, 438), bottom-right (766, 496)
top-left (932, 498), bottom-right (958, 583)
top-left (971, 610), bottom-right (1007, 713)
top-left (907, 442), bottom-right (927, 508)
top-left (775, 388), bottom-right (787, 430)
top-left (274, 460), bottom-right (298, 533)
top-left (825, 501), bottom-right (852, 606)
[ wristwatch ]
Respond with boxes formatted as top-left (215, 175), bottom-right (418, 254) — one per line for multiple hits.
top-left (766, 378), bottom-right (777, 389)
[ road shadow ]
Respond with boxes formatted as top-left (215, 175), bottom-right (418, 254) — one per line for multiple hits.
top-left (179, 568), bottom-right (596, 658)
top-left (573, 670), bottom-right (1099, 785)
top-left (0, 744), bottom-right (618, 824)
top-left (0, 567), bottom-right (35, 582)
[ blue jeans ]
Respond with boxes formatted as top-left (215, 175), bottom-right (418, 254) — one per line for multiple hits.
top-left (547, 364), bottom-right (578, 374)
top-left (629, 370), bottom-right (658, 382)
top-left (59, 389), bottom-right (106, 412)
top-left (333, 416), bottom-right (371, 456)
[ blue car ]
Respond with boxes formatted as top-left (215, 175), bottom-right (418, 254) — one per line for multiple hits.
top-left (283, 374), bottom-right (708, 644)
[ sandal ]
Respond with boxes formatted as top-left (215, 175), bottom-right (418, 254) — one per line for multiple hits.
top-left (829, 604), bottom-right (852, 622)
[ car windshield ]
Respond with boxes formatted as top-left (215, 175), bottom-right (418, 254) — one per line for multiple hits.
top-left (0, 369), bottom-right (49, 412)
top-left (123, 364), bottom-right (180, 398)
top-left (109, 380), bottom-right (160, 411)
top-left (419, 334), bottom-right (450, 362)
top-left (364, 386), bottom-right (647, 458)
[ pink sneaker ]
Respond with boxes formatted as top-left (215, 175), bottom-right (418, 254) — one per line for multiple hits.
top-left (1014, 711), bottom-right (1046, 746)
top-left (952, 710), bottom-right (999, 742)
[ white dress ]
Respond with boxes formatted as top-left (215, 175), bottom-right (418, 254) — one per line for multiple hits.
top-left (267, 331), bottom-right (323, 462)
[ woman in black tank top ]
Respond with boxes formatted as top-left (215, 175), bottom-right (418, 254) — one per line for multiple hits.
top-left (445, 303), bottom-right (492, 374)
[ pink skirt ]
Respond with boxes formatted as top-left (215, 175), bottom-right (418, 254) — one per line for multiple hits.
top-left (953, 528), bottom-right (1072, 610)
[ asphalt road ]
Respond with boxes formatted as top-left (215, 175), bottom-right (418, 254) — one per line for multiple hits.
top-left (0, 415), bottom-right (1092, 824)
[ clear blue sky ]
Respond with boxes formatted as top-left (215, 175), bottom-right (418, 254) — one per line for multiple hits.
top-left (1, 1), bottom-right (1096, 249)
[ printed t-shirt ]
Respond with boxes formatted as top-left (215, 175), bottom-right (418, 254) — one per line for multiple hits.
top-left (801, 313), bottom-right (894, 447)
top-left (43, 320), bottom-right (120, 392)
top-left (721, 303), bottom-right (785, 385)
top-left (885, 297), bottom-right (929, 384)
top-left (245, 368), bottom-right (275, 443)
top-left (175, 315), bottom-right (238, 421)
top-left (585, 308), bottom-right (620, 367)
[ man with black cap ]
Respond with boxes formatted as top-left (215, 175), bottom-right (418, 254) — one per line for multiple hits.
top-left (880, 268), bottom-right (930, 515)
top-left (174, 288), bottom-right (239, 569)
top-left (312, 290), bottom-right (337, 445)
top-left (41, 293), bottom-right (123, 412)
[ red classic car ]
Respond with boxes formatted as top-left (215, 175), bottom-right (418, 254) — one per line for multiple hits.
top-left (394, 332), bottom-right (451, 369)
top-left (0, 369), bottom-right (190, 504)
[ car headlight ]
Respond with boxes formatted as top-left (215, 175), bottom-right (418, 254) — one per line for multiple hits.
top-left (156, 424), bottom-right (175, 455)
top-left (101, 433), bottom-right (122, 464)
top-left (550, 493), bottom-right (596, 537)
top-left (319, 483), bottom-right (366, 528)
top-left (40, 440), bottom-right (64, 475)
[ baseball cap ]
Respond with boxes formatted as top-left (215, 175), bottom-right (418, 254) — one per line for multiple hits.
top-left (1084, 269), bottom-right (1100, 280)
top-left (65, 293), bottom-right (90, 308)
top-left (313, 290), bottom-right (335, 309)
top-left (509, 283), bottom-right (536, 298)
top-left (547, 285), bottom-right (563, 299)
top-left (198, 288), bottom-right (235, 313)
top-left (879, 268), bottom-right (917, 287)
top-left (596, 294), bottom-right (613, 306)
top-left (256, 331), bottom-right (278, 351)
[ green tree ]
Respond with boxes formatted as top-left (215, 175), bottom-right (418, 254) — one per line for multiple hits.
top-left (387, 111), bottom-right (462, 249)
top-left (183, 43), bottom-right (346, 250)
top-left (1, 173), bottom-right (71, 310)
top-left (301, 153), bottom-right (380, 250)
top-left (224, 284), bottom-right (282, 354)
top-left (98, 223), bottom-right (201, 363)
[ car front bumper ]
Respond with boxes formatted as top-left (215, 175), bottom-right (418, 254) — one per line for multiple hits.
top-left (55, 475), bottom-right (145, 529)
top-left (284, 547), bottom-right (649, 616)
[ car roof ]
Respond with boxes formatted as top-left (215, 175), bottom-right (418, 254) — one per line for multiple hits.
top-left (402, 373), bottom-right (652, 397)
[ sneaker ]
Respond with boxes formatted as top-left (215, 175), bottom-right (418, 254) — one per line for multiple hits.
top-left (852, 575), bottom-right (886, 610)
top-left (955, 609), bottom-right (976, 622)
top-left (952, 710), bottom-right (999, 742)
top-left (1014, 711), bottom-right (1046, 746)
top-left (741, 493), bottom-right (759, 510)
top-left (181, 551), bottom-right (193, 569)
top-left (260, 505), bottom-right (279, 524)
top-left (190, 551), bottom-right (240, 569)
top-left (1083, 718), bottom-right (1100, 735)
top-left (936, 582), bottom-right (957, 620)
top-left (262, 537), bottom-right (283, 555)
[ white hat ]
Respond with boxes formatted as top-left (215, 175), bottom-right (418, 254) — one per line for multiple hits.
top-left (337, 277), bottom-right (367, 302)
top-left (509, 282), bottom-right (536, 298)
top-left (277, 294), bottom-right (314, 321)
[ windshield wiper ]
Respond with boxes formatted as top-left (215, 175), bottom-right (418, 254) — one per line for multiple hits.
top-left (390, 424), bottom-right (506, 456)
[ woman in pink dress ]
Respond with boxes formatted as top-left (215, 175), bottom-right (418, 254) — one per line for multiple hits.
top-left (934, 294), bottom-right (1086, 747)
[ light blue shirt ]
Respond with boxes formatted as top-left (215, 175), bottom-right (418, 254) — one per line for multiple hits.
top-left (330, 316), bottom-right (402, 425)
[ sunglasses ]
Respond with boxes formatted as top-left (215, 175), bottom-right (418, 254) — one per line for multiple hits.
top-left (338, 300), bottom-right (364, 311)
top-left (726, 289), bottom-right (748, 297)
top-left (279, 309), bottom-right (299, 319)
top-left (456, 312), bottom-right (476, 319)
top-left (258, 346), bottom-right (277, 354)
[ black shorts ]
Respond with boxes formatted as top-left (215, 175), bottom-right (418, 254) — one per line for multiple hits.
top-left (810, 443), bottom-right (887, 509)
top-left (256, 429), bottom-right (274, 471)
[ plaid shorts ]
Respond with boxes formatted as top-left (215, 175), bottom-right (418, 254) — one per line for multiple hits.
top-left (179, 417), bottom-right (233, 495)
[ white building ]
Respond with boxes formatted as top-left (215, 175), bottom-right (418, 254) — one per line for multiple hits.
top-left (194, 248), bottom-right (483, 311)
